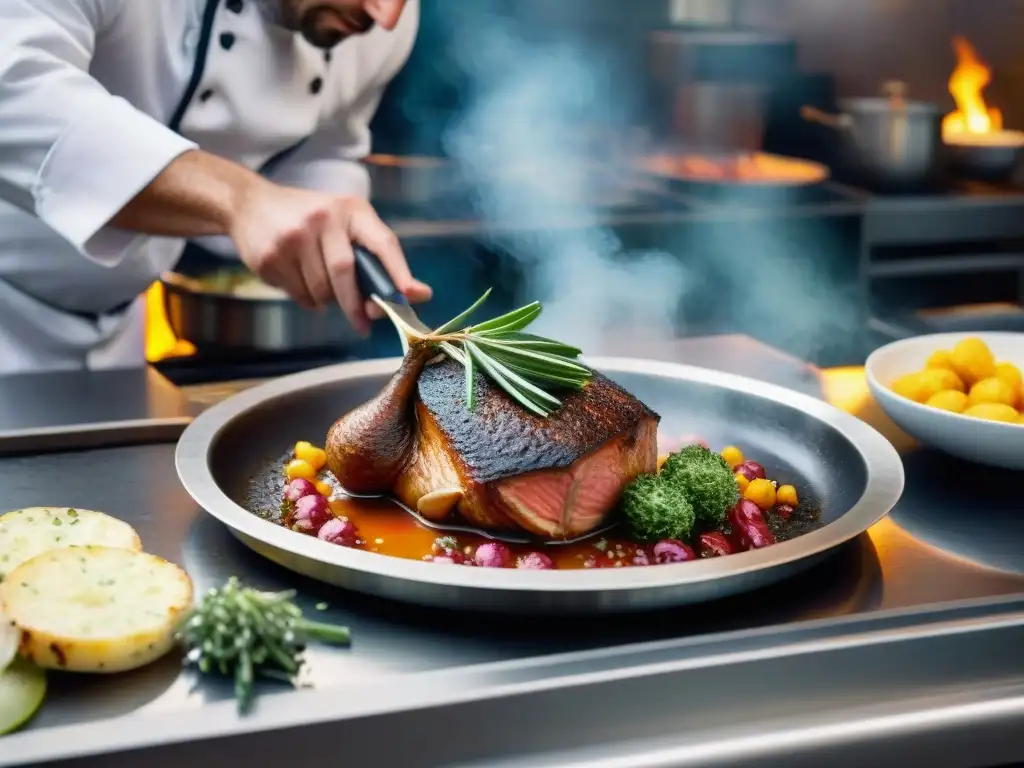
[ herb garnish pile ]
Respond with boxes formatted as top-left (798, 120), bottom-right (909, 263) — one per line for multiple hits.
top-left (374, 289), bottom-right (593, 417)
top-left (176, 577), bottom-right (350, 714)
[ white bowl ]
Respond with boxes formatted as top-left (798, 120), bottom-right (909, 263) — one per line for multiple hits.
top-left (866, 332), bottom-right (1024, 470)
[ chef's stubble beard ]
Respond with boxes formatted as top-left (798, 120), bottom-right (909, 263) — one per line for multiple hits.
top-left (255, 0), bottom-right (371, 49)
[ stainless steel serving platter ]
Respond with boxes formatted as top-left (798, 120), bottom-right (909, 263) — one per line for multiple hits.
top-left (175, 357), bottom-right (905, 614)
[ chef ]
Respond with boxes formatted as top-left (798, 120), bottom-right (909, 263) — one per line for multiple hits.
top-left (0, 0), bottom-right (431, 375)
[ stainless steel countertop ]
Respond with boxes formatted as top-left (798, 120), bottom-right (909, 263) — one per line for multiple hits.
top-left (2, 335), bottom-right (1023, 767)
top-left (0, 367), bottom-right (192, 455)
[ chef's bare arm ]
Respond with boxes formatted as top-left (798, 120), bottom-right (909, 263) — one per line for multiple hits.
top-left (108, 148), bottom-right (429, 328)
top-left (0, 0), bottom-right (428, 330)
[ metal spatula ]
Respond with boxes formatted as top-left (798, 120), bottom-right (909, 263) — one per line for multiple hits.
top-left (353, 247), bottom-right (431, 348)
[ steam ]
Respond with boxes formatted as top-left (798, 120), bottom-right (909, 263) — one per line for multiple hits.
top-left (438, 8), bottom-right (689, 351)
top-left (433, 4), bottom-right (859, 363)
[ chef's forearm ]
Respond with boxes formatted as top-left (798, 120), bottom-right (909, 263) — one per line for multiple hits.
top-left (109, 150), bottom-right (263, 238)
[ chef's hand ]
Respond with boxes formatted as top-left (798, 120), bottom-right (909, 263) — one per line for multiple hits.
top-left (229, 180), bottom-right (432, 334)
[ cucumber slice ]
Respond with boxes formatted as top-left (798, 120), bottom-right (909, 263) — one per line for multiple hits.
top-left (0, 605), bottom-right (17, 673)
top-left (0, 657), bottom-right (46, 735)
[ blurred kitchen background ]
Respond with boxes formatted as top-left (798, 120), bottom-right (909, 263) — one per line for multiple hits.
top-left (150, 0), bottom-right (1024, 385)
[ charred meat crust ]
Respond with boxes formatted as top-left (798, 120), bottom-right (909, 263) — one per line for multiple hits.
top-left (416, 356), bottom-right (660, 484)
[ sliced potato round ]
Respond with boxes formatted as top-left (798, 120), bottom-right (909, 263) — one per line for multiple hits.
top-left (0, 507), bottom-right (141, 580)
top-left (0, 657), bottom-right (46, 735)
top-left (0, 546), bottom-right (193, 674)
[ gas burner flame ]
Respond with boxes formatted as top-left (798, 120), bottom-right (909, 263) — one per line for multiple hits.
top-left (942, 36), bottom-right (1004, 140)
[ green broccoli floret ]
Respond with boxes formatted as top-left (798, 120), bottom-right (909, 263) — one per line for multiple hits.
top-left (660, 445), bottom-right (739, 527)
top-left (621, 473), bottom-right (695, 542)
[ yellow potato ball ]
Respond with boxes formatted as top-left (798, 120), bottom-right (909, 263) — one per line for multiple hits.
top-left (891, 368), bottom-right (965, 403)
top-left (951, 337), bottom-right (996, 386)
top-left (968, 377), bottom-right (1017, 408)
top-left (925, 349), bottom-right (957, 372)
top-left (994, 362), bottom-right (1022, 402)
top-left (925, 389), bottom-right (968, 413)
top-left (962, 403), bottom-right (1019, 423)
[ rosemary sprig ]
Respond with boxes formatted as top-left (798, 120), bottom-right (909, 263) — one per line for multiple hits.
top-left (372, 290), bottom-right (592, 417)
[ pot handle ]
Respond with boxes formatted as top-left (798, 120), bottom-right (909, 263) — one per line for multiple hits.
top-left (354, 246), bottom-right (408, 306)
top-left (800, 106), bottom-right (853, 130)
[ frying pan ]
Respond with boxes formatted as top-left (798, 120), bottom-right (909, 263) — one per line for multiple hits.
top-left (161, 263), bottom-right (361, 354)
top-left (176, 357), bottom-right (903, 614)
top-left (175, 252), bottom-right (905, 615)
top-left (636, 151), bottom-right (830, 189)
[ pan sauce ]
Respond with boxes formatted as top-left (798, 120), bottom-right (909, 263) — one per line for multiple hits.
top-left (249, 439), bottom-right (823, 571)
top-left (259, 476), bottom-right (823, 570)
top-left (325, 496), bottom-right (647, 569)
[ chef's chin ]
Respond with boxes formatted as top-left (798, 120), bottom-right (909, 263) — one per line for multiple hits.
top-left (298, 5), bottom-right (374, 49)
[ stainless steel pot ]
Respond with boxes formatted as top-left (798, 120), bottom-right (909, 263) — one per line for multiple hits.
top-left (669, 81), bottom-right (769, 152)
top-left (161, 270), bottom-right (361, 353)
top-left (648, 27), bottom-right (797, 152)
top-left (801, 82), bottom-right (945, 189)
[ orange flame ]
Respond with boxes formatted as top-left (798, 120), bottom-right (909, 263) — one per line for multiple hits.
top-left (144, 282), bottom-right (194, 362)
top-left (942, 36), bottom-right (1002, 138)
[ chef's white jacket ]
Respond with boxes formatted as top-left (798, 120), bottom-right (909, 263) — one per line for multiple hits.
top-left (0, 0), bottom-right (418, 374)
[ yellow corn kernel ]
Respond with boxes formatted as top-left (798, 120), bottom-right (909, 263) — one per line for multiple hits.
top-left (285, 459), bottom-right (316, 482)
top-left (720, 445), bottom-right (744, 469)
top-left (776, 484), bottom-right (798, 507)
top-left (744, 478), bottom-right (777, 511)
top-left (294, 441), bottom-right (326, 470)
top-left (315, 481), bottom-right (333, 498)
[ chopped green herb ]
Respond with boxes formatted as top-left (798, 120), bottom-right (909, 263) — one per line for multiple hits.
top-left (176, 577), bottom-right (351, 715)
top-left (435, 535), bottom-right (458, 551)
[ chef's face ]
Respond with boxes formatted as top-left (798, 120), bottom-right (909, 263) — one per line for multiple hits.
top-left (279, 0), bottom-right (407, 49)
